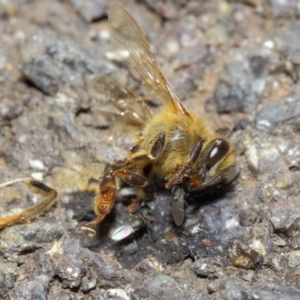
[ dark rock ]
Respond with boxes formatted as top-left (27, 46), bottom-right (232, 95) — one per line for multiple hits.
top-left (156, 236), bottom-right (190, 264)
top-left (135, 257), bottom-right (164, 274)
top-left (227, 240), bottom-right (264, 270)
top-left (207, 277), bottom-right (226, 293)
top-left (225, 280), bottom-right (300, 300)
top-left (0, 97), bottom-right (24, 121)
top-left (214, 48), bottom-right (269, 113)
top-left (90, 290), bottom-right (109, 300)
top-left (269, 0), bottom-right (298, 18)
top-left (270, 193), bottom-right (300, 237)
top-left (134, 285), bottom-right (150, 298)
top-left (186, 195), bottom-right (247, 245)
top-left (256, 97), bottom-right (300, 132)
top-left (70, 0), bottom-right (108, 22)
top-left (144, 0), bottom-right (184, 19)
top-left (280, 20), bottom-right (300, 63)
top-left (32, 249), bottom-right (55, 278)
top-left (239, 209), bottom-right (257, 226)
top-left (9, 275), bottom-right (50, 300)
top-left (20, 32), bottom-right (116, 96)
top-left (0, 262), bottom-right (18, 298)
top-left (81, 248), bottom-right (128, 287)
top-left (271, 255), bottom-right (287, 273)
top-left (286, 266), bottom-right (300, 286)
top-left (81, 274), bottom-right (97, 292)
top-left (51, 238), bottom-right (86, 289)
top-left (193, 258), bottom-right (224, 279)
top-left (146, 274), bottom-right (183, 297)
top-left (53, 290), bottom-right (78, 300)
top-left (193, 259), bottom-right (210, 277)
top-left (277, 20), bottom-right (300, 80)
top-left (0, 221), bottom-right (64, 257)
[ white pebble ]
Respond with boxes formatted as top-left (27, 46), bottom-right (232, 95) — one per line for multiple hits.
top-left (263, 40), bottom-right (274, 49)
top-left (29, 159), bottom-right (44, 171)
top-left (245, 144), bottom-right (259, 171)
top-left (31, 172), bottom-right (43, 181)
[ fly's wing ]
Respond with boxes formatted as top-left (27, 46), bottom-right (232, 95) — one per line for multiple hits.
top-left (88, 75), bottom-right (152, 126)
top-left (171, 185), bottom-right (185, 226)
top-left (108, 3), bottom-right (190, 117)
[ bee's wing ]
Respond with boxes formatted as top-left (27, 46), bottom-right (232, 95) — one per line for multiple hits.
top-left (88, 75), bottom-right (152, 125)
top-left (108, 3), bottom-right (190, 117)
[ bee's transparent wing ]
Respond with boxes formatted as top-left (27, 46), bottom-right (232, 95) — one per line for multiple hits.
top-left (88, 75), bottom-right (152, 125)
top-left (108, 3), bottom-right (190, 117)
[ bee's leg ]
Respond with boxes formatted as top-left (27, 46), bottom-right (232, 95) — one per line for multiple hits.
top-left (114, 157), bottom-right (129, 165)
top-left (202, 162), bottom-right (236, 188)
top-left (149, 131), bottom-right (166, 159)
top-left (85, 133), bottom-right (165, 231)
top-left (165, 140), bottom-right (203, 189)
top-left (112, 165), bottom-right (150, 213)
top-left (85, 167), bottom-right (117, 228)
top-left (85, 167), bottom-right (148, 228)
top-left (115, 168), bottom-right (148, 211)
top-left (112, 169), bottom-right (148, 186)
top-left (165, 167), bottom-right (187, 190)
top-left (125, 131), bottom-right (166, 164)
top-left (0, 179), bottom-right (57, 229)
top-left (115, 154), bottom-right (148, 165)
top-left (104, 169), bottom-right (148, 240)
top-left (127, 188), bottom-right (147, 213)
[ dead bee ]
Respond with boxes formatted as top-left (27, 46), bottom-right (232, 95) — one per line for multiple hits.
top-left (0, 3), bottom-right (237, 240)
top-left (85, 3), bottom-right (237, 239)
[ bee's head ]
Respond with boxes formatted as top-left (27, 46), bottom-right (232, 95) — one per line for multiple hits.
top-left (188, 138), bottom-right (236, 191)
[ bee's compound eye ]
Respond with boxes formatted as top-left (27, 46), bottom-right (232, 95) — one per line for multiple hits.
top-left (205, 138), bottom-right (229, 168)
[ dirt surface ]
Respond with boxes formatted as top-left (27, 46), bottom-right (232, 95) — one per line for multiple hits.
top-left (1, 0), bottom-right (300, 299)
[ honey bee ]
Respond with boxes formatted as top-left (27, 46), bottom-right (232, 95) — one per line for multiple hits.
top-left (0, 3), bottom-right (237, 240)
top-left (85, 4), bottom-right (237, 238)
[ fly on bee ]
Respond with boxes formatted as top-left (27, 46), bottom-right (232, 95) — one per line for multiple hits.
top-left (0, 3), bottom-right (237, 240)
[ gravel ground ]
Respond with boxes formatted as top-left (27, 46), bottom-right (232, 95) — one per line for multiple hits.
top-left (0, 0), bottom-right (300, 299)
